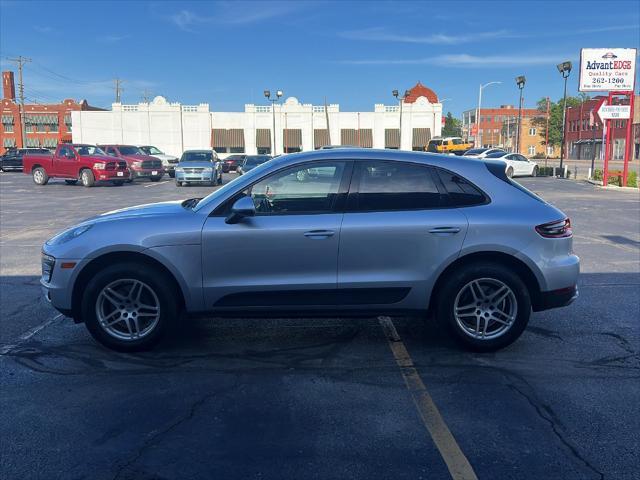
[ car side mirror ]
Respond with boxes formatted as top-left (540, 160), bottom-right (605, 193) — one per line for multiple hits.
top-left (225, 196), bottom-right (256, 224)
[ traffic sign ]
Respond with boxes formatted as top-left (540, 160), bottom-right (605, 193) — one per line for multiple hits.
top-left (597, 103), bottom-right (631, 120)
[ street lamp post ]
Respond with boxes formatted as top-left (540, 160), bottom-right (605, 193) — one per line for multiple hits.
top-left (264, 89), bottom-right (283, 155)
top-left (476, 81), bottom-right (501, 148)
top-left (557, 61), bottom-right (572, 171)
top-left (437, 98), bottom-right (451, 138)
top-left (392, 89), bottom-right (410, 149)
top-left (515, 75), bottom-right (526, 154)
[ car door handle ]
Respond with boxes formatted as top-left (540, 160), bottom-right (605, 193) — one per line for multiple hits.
top-left (428, 226), bottom-right (461, 235)
top-left (304, 230), bottom-right (335, 239)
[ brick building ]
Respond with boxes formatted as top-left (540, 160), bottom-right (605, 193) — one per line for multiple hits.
top-left (0, 71), bottom-right (103, 155)
top-left (461, 104), bottom-right (541, 149)
top-left (501, 116), bottom-right (560, 158)
top-left (564, 95), bottom-right (639, 162)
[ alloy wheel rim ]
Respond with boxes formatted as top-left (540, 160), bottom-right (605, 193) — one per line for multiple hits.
top-left (96, 278), bottom-right (161, 341)
top-left (453, 277), bottom-right (517, 340)
top-left (34, 170), bottom-right (43, 183)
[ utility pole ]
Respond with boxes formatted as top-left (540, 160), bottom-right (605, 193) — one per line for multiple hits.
top-left (7, 56), bottom-right (32, 148)
top-left (114, 78), bottom-right (123, 103)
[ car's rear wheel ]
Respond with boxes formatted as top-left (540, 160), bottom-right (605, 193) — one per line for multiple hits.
top-left (506, 167), bottom-right (514, 178)
top-left (532, 166), bottom-right (539, 177)
top-left (168, 171), bottom-right (175, 178)
top-left (81, 263), bottom-right (179, 351)
top-left (65, 179), bottom-right (78, 185)
top-left (32, 167), bottom-right (49, 185)
top-left (437, 262), bottom-right (531, 351)
top-left (80, 169), bottom-right (95, 187)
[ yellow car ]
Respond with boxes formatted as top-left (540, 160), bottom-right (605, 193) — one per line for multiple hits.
top-left (426, 137), bottom-right (473, 154)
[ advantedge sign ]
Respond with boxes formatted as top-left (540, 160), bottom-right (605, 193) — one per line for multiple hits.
top-left (579, 48), bottom-right (637, 92)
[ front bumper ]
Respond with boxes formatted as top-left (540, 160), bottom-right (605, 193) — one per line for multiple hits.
top-left (131, 168), bottom-right (164, 179)
top-left (40, 253), bottom-right (81, 318)
top-left (94, 169), bottom-right (130, 181)
top-left (175, 170), bottom-right (216, 182)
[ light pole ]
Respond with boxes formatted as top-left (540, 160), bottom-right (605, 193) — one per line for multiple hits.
top-left (557, 61), bottom-right (572, 171)
top-left (476, 81), bottom-right (501, 148)
top-left (392, 89), bottom-right (409, 149)
top-left (438, 98), bottom-right (451, 138)
top-left (264, 89), bottom-right (283, 155)
top-left (515, 75), bottom-right (526, 154)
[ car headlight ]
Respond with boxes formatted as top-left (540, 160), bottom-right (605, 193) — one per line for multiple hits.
top-left (93, 162), bottom-right (106, 169)
top-left (46, 224), bottom-right (93, 246)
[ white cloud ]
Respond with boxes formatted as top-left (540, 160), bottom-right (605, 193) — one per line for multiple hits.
top-left (340, 53), bottom-right (577, 68)
top-left (339, 27), bottom-right (512, 45)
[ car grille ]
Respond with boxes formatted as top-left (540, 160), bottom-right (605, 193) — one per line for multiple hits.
top-left (117, 161), bottom-right (128, 169)
top-left (142, 159), bottom-right (162, 169)
top-left (183, 167), bottom-right (205, 174)
top-left (105, 162), bottom-right (117, 170)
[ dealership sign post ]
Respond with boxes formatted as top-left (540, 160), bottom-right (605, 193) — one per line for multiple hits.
top-left (580, 48), bottom-right (637, 186)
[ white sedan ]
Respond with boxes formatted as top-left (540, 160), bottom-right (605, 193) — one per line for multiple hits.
top-left (484, 151), bottom-right (538, 178)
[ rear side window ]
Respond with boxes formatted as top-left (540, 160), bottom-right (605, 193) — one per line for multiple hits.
top-left (435, 168), bottom-right (487, 206)
top-left (354, 161), bottom-right (443, 211)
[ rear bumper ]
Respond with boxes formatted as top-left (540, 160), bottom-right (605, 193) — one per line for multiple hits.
top-left (533, 285), bottom-right (579, 312)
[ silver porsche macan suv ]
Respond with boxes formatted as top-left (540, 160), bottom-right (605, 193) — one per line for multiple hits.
top-left (41, 149), bottom-right (579, 352)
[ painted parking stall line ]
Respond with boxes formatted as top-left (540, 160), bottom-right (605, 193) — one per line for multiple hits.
top-left (378, 316), bottom-right (478, 480)
top-left (0, 313), bottom-right (63, 355)
top-left (143, 180), bottom-right (170, 188)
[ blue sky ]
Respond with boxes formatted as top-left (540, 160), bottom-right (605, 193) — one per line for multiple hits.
top-left (0, 0), bottom-right (638, 115)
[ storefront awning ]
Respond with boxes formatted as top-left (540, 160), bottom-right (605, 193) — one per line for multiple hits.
top-left (227, 129), bottom-right (245, 148)
top-left (256, 129), bottom-right (271, 148)
top-left (341, 129), bottom-right (357, 146)
top-left (413, 128), bottom-right (431, 148)
top-left (211, 129), bottom-right (227, 148)
top-left (283, 129), bottom-right (302, 148)
top-left (358, 129), bottom-right (372, 148)
top-left (385, 128), bottom-right (400, 148)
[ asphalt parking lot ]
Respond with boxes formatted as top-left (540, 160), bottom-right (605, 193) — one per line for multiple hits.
top-left (1, 171), bottom-right (638, 480)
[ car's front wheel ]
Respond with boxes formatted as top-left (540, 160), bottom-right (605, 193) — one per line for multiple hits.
top-left (81, 263), bottom-right (179, 351)
top-left (81, 169), bottom-right (95, 187)
top-left (437, 262), bottom-right (531, 351)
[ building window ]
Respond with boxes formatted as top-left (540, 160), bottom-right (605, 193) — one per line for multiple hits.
top-left (257, 147), bottom-right (271, 155)
top-left (36, 124), bottom-right (46, 133)
top-left (528, 145), bottom-right (536, 156)
top-left (26, 125), bottom-right (35, 133)
top-left (49, 123), bottom-right (58, 133)
top-left (3, 124), bottom-right (13, 133)
top-left (229, 147), bottom-right (244, 153)
top-left (547, 146), bottom-right (554, 156)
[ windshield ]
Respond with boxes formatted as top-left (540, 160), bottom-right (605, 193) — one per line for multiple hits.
top-left (194, 159), bottom-right (274, 212)
top-left (118, 146), bottom-right (143, 155)
top-left (182, 151), bottom-right (214, 162)
top-left (140, 146), bottom-right (163, 155)
top-left (464, 149), bottom-right (488, 155)
top-left (74, 145), bottom-right (106, 156)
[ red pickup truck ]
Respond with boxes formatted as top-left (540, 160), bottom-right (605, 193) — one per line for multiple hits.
top-left (23, 144), bottom-right (130, 187)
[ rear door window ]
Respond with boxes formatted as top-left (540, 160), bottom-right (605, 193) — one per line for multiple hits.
top-left (352, 161), bottom-right (443, 211)
top-left (434, 168), bottom-right (487, 207)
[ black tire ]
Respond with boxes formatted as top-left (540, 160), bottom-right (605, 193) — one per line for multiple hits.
top-left (436, 262), bottom-right (531, 352)
top-left (81, 262), bottom-right (179, 352)
top-left (112, 180), bottom-right (124, 186)
top-left (506, 167), bottom-right (514, 178)
top-left (175, 180), bottom-right (182, 187)
top-left (217, 174), bottom-right (223, 185)
top-left (532, 166), bottom-right (538, 177)
top-left (150, 175), bottom-right (163, 182)
top-left (65, 179), bottom-right (78, 185)
top-left (168, 171), bottom-right (175, 178)
top-left (80, 169), bottom-right (95, 187)
top-left (126, 178), bottom-right (133, 183)
top-left (32, 167), bottom-right (49, 185)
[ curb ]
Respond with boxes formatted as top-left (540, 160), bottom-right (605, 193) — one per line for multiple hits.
top-left (584, 179), bottom-right (640, 192)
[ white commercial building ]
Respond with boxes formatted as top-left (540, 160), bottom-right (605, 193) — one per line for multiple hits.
top-left (72, 83), bottom-right (442, 158)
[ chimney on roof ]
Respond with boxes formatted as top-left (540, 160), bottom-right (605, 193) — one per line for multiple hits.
top-left (3, 71), bottom-right (16, 101)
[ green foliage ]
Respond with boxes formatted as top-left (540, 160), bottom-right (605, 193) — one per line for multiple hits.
top-left (442, 112), bottom-right (462, 137)
top-left (537, 166), bottom-right (554, 176)
top-left (592, 169), bottom-right (638, 187)
top-left (531, 96), bottom-right (588, 148)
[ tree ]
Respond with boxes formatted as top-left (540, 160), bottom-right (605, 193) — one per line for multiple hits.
top-left (531, 95), bottom-right (588, 148)
top-left (442, 111), bottom-right (462, 137)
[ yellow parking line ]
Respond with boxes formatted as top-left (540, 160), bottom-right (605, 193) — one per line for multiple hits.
top-left (378, 316), bottom-right (478, 480)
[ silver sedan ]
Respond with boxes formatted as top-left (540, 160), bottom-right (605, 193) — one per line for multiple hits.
top-left (41, 149), bottom-right (579, 352)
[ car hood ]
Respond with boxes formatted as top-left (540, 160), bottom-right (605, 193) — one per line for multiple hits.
top-left (151, 154), bottom-right (178, 161)
top-left (82, 200), bottom-right (188, 224)
top-left (177, 161), bottom-right (216, 168)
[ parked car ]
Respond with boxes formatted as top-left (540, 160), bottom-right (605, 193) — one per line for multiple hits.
top-left (0, 148), bottom-right (51, 172)
top-left (174, 149), bottom-right (222, 186)
top-left (463, 148), bottom-right (507, 159)
top-left (98, 145), bottom-right (164, 182)
top-left (222, 154), bottom-right (246, 173)
top-left (137, 145), bottom-right (179, 178)
top-left (40, 149), bottom-right (579, 352)
top-left (23, 143), bottom-right (130, 187)
top-left (426, 137), bottom-right (473, 155)
top-left (237, 154), bottom-right (271, 175)
top-left (484, 151), bottom-right (539, 177)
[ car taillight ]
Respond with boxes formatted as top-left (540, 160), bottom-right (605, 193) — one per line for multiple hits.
top-left (93, 162), bottom-right (106, 169)
top-left (536, 218), bottom-right (572, 238)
